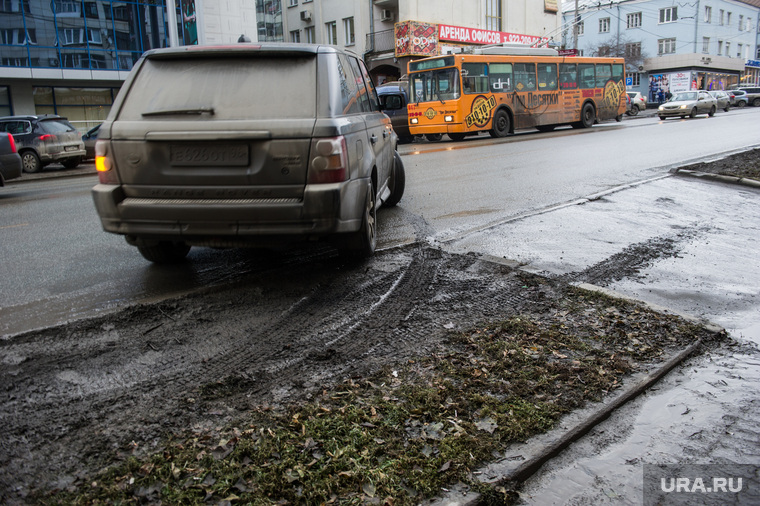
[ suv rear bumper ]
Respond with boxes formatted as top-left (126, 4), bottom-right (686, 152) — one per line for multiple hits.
top-left (91, 178), bottom-right (369, 243)
top-left (40, 148), bottom-right (86, 163)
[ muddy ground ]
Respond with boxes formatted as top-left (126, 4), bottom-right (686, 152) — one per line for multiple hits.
top-left (678, 147), bottom-right (760, 181)
top-left (1, 152), bottom-right (758, 503)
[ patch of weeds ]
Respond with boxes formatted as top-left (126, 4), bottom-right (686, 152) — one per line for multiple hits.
top-left (36, 288), bottom-right (719, 505)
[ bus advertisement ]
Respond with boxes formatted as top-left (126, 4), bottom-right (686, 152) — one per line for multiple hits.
top-left (406, 45), bottom-right (627, 140)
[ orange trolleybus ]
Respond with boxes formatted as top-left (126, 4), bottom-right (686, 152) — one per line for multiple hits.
top-left (406, 44), bottom-right (627, 141)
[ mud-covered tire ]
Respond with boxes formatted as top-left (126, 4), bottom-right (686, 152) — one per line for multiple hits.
top-left (708, 106), bottom-right (716, 117)
top-left (448, 133), bottom-right (466, 141)
top-left (21, 151), bottom-right (42, 173)
top-left (737, 101), bottom-right (746, 108)
top-left (384, 151), bottom-right (405, 208)
top-left (342, 183), bottom-right (376, 258)
top-left (659, 116), bottom-right (666, 120)
top-left (627, 105), bottom-right (639, 116)
top-left (489, 109), bottom-right (510, 138)
top-left (723, 106), bottom-right (730, 112)
top-left (753, 98), bottom-right (760, 107)
top-left (136, 241), bottom-right (191, 264)
top-left (425, 133), bottom-right (443, 142)
top-left (578, 102), bottom-right (595, 128)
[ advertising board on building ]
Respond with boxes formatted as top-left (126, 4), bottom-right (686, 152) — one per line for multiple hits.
top-left (669, 71), bottom-right (692, 93)
top-left (395, 21), bottom-right (438, 58)
top-left (438, 24), bottom-right (548, 47)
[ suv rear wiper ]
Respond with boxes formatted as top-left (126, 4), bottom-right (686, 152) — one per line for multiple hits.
top-left (142, 107), bottom-right (215, 117)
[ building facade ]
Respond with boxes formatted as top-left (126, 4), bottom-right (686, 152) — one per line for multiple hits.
top-left (561, 0), bottom-right (760, 103)
top-left (1, 0), bottom-right (560, 130)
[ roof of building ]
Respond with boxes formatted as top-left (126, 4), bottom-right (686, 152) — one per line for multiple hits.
top-left (562, 0), bottom-right (760, 12)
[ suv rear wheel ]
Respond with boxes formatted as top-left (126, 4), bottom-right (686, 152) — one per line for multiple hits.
top-left (342, 182), bottom-right (376, 258)
top-left (21, 151), bottom-right (41, 173)
top-left (62, 157), bottom-right (80, 169)
top-left (136, 241), bottom-right (191, 264)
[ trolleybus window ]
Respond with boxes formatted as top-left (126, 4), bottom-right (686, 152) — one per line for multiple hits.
top-left (612, 63), bottom-right (624, 82)
top-left (411, 68), bottom-right (460, 102)
top-left (462, 63), bottom-right (489, 94)
top-left (514, 63), bottom-right (536, 91)
top-left (537, 63), bottom-right (558, 90)
top-left (578, 63), bottom-right (595, 89)
top-left (596, 64), bottom-right (612, 88)
top-left (489, 63), bottom-right (513, 92)
top-left (559, 63), bottom-right (577, 89)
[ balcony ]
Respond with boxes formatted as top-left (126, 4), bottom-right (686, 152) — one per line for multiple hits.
top-left (366, 29), bottom-right (395, 54)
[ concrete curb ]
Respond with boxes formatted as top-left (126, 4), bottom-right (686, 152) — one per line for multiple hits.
top-left (429, 280), bottom-right (725, 506)
top-left (673, 168), bottom-right (760, 189)
top-left (7, 165), bottom-right (97, 184)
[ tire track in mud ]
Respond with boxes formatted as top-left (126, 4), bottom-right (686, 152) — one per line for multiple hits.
top-left (0, 244), bottom-right (551, 501)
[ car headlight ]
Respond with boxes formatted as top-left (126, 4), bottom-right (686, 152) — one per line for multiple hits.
top-left (444, 115), bottom-right (454, 122)
top-left (411, 118), bottom-right (418, 124)
top-left (658, 105), bottom-right (664, 110)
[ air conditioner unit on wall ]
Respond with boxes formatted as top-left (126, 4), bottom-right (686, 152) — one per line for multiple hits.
top-left (300, 10), bottom-right (311, 21)
top-left (380, 9), bottom-right (393, 21)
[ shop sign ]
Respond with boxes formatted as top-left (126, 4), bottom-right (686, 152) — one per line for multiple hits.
top-left (669, 72), bottom-right (692, 93)
top-left (395, 21), bottom-right (438, 58)
top-left (438, 24), bottom-right (548, 47)
top-left (747, 59), bottom-right (760, 68)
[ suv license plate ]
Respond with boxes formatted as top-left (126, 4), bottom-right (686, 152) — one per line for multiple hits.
top-left (170, 145), bottom-right (249, 166)
top-left (65, 146), bottom-right (78, 152)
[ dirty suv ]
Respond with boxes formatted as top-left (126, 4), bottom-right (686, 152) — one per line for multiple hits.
top-left (0, 115), bottom-right (85, 173)
top-left (91, 43), bottom-right (405, 263)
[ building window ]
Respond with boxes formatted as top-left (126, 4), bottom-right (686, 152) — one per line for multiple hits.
top-left (290, 29), bottom-right (300, 42)
top-left (304, 26), bottom-right (314, 43)
top-left (288, 0), bottom-right (296, 6)
top-left (719, 9), bottom-right (724, 25)
top-left (659, 7), bottom-right (677, 23)
top-left (737, 44), bottom-right (742, 58)
top-left (599, 18), bottom-right (610, 33)
top-left (658, 38), bottom-right (676, 54)
top-left (485, 0), bottom-right (501, 31)
top-left (343, 17), bottom-right (354, 46)
top-left (625, 42), bottom-right (641, 59)
top-left (704, 6), bottom-right (711, 23)
top-left (738, 15), bottom-right (743, 30)
top-left (577, 21), bottom-right (584, 35)
top-left (726, 12), bottom-right (731, 25)
top-left (626, 72), bottom-right (640, 86)
top-left (702, 37), bottom-right (710, 53)
top-left (325, 21), bottom-right (337, 45)
top-left (717, 40), bottom-right (723, 54)
top-left (725, 41), bottom-right (730, 56)
top-left (626, 12), bottom-right (642, 28)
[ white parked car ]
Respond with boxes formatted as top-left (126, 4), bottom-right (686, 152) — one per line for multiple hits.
top-left (626, 91), bottom-right (647, 115)
top-left (658, 91), bottom-right (717, 120)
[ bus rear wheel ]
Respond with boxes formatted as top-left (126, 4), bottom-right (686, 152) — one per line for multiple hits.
top-left (576, 103), bottom-right (595, 128)
top-left (489, 109), bottom-right (510, 138)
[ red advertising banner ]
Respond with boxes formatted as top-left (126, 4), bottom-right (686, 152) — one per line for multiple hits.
top-left (438, 24), bottom-right (548, 47)
top-left (395, 21), bottom-right (438, 58)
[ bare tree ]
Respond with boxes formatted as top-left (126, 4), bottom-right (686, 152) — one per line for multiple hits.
top-left (586, 34), bottom-right (647, 73)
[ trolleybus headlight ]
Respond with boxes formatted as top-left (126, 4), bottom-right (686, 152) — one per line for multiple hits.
top-left (444, 115), bottom-right (454, 122)
top-left (410, 118), bottom-right (418, 124)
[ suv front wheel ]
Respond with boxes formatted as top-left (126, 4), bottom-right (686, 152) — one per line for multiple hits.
top-left (21, 151), bottom-right (42, 173)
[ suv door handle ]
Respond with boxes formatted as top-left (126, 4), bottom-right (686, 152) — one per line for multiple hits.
top-left (370, 134), bottom-right (378, 144)
top-left (382, 131), bottom-right (388, 139)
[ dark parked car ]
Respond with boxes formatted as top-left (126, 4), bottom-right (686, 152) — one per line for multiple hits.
top-left (0, 132), bottom-right (22, 185)
top-left (0, 115), bottom-right (85, 173)
top-left (82, 123), bottom-right (101, 160)
top-left (92, 43), bottom-right (405, 263)
top-left (728, 89), bottom-right (748, 107)
top-left (378, 81), bottom-right (413, 143)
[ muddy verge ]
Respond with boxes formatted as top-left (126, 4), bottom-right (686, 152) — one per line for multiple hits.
top-left (0, 244), bottom-right (722, 504)
top-left (679, 147), bottom-right (760, 181)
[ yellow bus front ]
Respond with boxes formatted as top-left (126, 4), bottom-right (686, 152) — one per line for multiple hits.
top-left (406, 56), bottom-right (469, 138)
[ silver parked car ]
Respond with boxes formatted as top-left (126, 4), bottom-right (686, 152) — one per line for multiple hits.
top-left (708, 90), bottom-right (730, 112)
top-left (658, 91), bottom-right (717, 120)
top-left (92, 43), bottom-right (405, 263)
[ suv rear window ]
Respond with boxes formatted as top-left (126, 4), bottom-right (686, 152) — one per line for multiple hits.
top-left (117, 56), bottom-right (317, 121)
top-left (39, 119), bottom-right (77, 134)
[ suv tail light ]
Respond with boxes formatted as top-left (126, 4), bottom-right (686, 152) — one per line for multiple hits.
top-left (38, 134), bottom-right (56, 142)
top-left (95, 140), bottom-right (120, 184)
top-left (8, 134), bottom-right (17, 153)
top-left (308, 136), bottom-right (348, 184)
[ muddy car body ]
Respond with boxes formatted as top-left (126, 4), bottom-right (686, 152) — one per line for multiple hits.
top-left (92, 43), bottom-right (405, 263)
top-left (0, 115), bottom-right (85, 173)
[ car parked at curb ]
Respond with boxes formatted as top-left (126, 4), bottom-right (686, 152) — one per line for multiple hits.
top-left (658, 91), bottom-right (717, 120)
top-left (92, 43), bottom-right (405, 263)
top-left (626, 91), bottom-right (647, 115)
top-left (0, 115), bottom-right (86, 173)
top-left (708, 90), bottom-right (731, 112)
top-left (737, 86), bottom-right (760, 107)
top-left (728, 89), bottom-right (748, 108)
top-left (0, 132), bottom-right (22, 185)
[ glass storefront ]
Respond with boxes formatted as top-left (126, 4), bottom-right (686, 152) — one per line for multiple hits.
top-left (33, 86), bottom-right (120, 131)
top-left (0, 86), bottom-right (11, 115)
top-left (0, 0), bottom-right (169, 71)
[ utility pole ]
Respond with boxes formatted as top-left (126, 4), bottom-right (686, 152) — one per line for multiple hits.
top-left (573, 0), bottom-right (579, 50)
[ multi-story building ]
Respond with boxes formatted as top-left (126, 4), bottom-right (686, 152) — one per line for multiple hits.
top-left (561, 0), bottom-right (760, 103)
top-left (1, 0), bottom-right (561, 130)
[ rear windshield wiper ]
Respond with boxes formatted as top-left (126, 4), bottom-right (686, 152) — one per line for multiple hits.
top-left (142, 107), bottom-right (215, 117)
